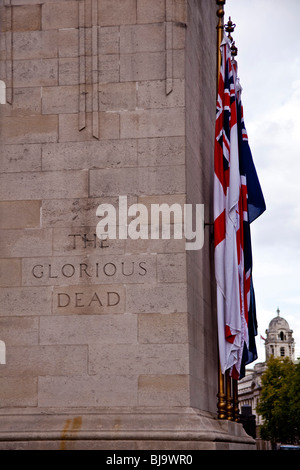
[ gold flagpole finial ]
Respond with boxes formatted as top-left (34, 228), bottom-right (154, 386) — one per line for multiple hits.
top-left (225, 16), bottom-right (236, 42)
top-left (216, 1), bottom-right (226, 93)
top-left (216, 1), bottom-right (226, 38)
top-left (231, 41), bottom-right (238, 57)
top-left (225, 16), bottom-right (238, 57)
top-left (216, 0), bottom-right (226, 20)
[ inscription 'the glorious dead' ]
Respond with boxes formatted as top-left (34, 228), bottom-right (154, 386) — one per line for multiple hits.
top-left (24, 236), bottom-right (156, 314)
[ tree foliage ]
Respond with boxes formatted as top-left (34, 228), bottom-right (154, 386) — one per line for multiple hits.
top-left (256, 357), bottom-right (300, 445)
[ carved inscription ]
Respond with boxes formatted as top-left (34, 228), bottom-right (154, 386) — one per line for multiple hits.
top-left (31, 260), bottom-right (148, 280)
top-left (25, 234), bottom-right (155, 314)
top-left (68, 233), bottom-right (109, 250)
top-left (52, 285), bottom-right (125, 314)
top-left (57, 291), bottom-right (120, 308)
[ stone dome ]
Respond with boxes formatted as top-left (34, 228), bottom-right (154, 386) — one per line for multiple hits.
top-left (268, 315), bottom-right (290, 331)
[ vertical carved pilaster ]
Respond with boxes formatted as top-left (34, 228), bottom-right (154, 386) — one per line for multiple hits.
top-left (4, 0), bottom-right (13, 105)
top-left (78, 0), bottom-right (99, 138)
top-left (91, 0), bottom-right (99, 139)
top-left (78, 0), bottom-right (86, 131)
top-left (165, 0), bottom-right (173, 96)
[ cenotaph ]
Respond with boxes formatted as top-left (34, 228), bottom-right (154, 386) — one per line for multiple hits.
top-left (0, 0), bottom-right (255, 449)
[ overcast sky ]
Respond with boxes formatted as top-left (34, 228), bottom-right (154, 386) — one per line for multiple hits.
top-left (226, 0), bottom-right (300, 362)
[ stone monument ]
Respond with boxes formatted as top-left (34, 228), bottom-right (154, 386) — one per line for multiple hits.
top-left (0, 0), bottom-right (255, 449)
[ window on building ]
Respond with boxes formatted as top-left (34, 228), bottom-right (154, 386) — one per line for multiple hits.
top-left (280, 347), bottom-right (285, 357)
top-left (279, 331), bottom-right (285, 341)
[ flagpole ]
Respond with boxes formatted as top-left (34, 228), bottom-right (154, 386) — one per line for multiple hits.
top-left (216, 0), bottom-right (227, 420)
top-left (232, 378), bottom-right (240, 422)
top-left (224, 14), bottom-right (241, 423)
top-left (217, 361), bottom-right (227, 420)
top-left (226, 370), bottom-right (234, 420)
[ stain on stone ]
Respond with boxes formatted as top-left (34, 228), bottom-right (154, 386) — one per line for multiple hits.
top-left (60, 416), bottom-right (82, 450)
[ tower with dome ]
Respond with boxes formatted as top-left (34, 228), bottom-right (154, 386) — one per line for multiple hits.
top-left (265, 308), bottom-right (295, 361)
top-left (238, 308), bottom-right (296, 448)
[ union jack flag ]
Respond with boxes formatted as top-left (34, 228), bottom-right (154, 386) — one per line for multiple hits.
top-left (214, 36), bottom-right (266, 379)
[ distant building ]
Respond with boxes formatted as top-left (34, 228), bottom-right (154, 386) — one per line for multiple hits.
top-left (238, 308), bottom-right (295, 426)
top-left (265, 308), bottom-right (295, 361)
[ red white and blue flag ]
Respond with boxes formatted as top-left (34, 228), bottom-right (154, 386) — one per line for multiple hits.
top-left (214, 35), bottom-right (266, 379)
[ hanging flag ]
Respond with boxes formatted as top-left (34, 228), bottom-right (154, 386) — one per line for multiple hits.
top-left (235, 78), bottom-right (266, 378)
top-left (235, 79), bottom-right (266, 224)
top-left (214, 35), bottom-right (242, 377)
top-left (214, 35), bottom-right (266, 379)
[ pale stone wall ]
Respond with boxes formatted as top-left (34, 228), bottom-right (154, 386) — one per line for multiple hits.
top-left (0, 0), bottom-right (189, 410)
top-left (0, 0), bottom-right (189, 413)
